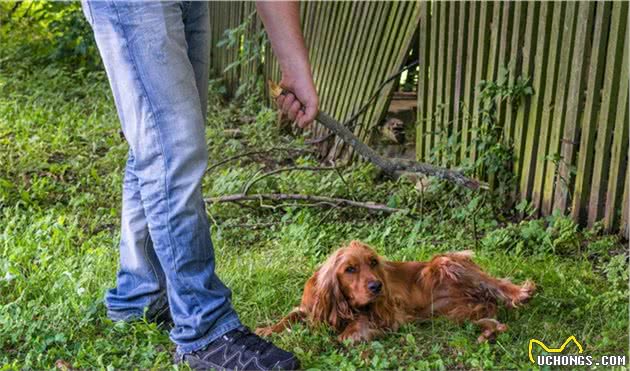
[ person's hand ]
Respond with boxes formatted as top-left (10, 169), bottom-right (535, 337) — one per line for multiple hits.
top-left (276, 72), bottom-right (318, 128)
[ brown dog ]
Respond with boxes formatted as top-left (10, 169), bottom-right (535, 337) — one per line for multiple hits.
top-left (256, 240), bottom-right (535, 343)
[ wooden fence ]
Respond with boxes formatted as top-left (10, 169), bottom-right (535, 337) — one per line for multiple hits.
top-left (208, 1), bottom-right (629, 235)
top-left (416, 1), bottom-right (628, 234)
top-left (209, 1), bottom-right (421, 161)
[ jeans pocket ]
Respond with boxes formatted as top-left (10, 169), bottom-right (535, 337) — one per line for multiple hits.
top-left (80, 0), bottom-right (94, 26)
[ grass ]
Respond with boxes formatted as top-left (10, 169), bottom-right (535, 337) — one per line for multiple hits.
top-left (1, 60), bottom-right (628, 370)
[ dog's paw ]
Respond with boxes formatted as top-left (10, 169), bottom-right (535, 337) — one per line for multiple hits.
top-left (255, 327), bottom-right (273, 337)
top-left (337, 332), bottom-right (362, 344)
top-left (512, 280), bottom-right (536, 307)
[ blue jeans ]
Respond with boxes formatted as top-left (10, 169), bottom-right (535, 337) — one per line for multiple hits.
top-left (81, 0), bottom-right (241, 354)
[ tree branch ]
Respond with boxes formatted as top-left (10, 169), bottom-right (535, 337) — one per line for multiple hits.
top-left (268, 81), bottom-right (485, 190)
top-left (206, 193), bottom-right (402, 213)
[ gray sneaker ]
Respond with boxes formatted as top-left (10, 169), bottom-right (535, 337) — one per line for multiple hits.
top-left (176, 326), bottom-right (300, 370)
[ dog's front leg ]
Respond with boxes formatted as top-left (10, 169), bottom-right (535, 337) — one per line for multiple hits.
top-left (256, 307), bottom-right (307, 336)
top-left (338, 315), bottom-right (381, 343)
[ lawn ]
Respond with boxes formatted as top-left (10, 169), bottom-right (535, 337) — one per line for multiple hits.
top-left (1, 60), bottom-right (628, 370)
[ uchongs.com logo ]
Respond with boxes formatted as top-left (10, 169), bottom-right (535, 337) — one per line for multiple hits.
top-left (528, 335), bottom-right (627, 367)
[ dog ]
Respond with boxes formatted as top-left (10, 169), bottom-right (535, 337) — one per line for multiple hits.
top-left (256, 240), bottom-right (535, 343)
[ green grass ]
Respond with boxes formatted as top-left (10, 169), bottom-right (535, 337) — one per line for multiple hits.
top-left (1, 62), bottom-right (628, 370)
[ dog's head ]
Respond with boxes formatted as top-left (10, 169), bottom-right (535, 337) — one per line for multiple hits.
top-left (311, 241), bottom-right (389, 328)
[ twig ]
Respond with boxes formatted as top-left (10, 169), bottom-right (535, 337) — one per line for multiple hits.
top-left (242, 165), bottom-right (340, 195)
top-left (207, 147), bottom-right (313, 174)
top-left (226, 222), bottom-right (282, 230)
top-left (306, 133), bottom-right (334, 145)
top-left (206, 193), bottom-right (403, 213)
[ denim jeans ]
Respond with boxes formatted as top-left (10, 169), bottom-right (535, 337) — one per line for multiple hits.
top-left (81, 1), bottom-right (241, 354)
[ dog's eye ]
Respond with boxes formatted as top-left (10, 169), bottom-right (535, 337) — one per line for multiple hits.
top-left (370, 258), bottom-right (378, 267)
top-left (345, 266), bottom-right (356, 273)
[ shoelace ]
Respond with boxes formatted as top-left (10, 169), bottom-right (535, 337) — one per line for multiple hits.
top-left (228, 327), bottom-right (274, 355)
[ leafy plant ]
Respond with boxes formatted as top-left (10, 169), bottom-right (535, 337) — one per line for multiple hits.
top-left (1, 1), bottom-right (99, 70)
top-left (217, 11), bottom-right (268, 99)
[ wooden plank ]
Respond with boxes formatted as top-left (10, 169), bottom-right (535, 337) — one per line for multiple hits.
top-left (425, 2), bottom-right (440, 160)
top-left (496, 2), bottom-right (514, 129)
top-left (504, 1), bottom-right (526, 143)
top-left (309, 2), bottom-right (336, 143)
top-left (319, 2), bottom-right (352, 122)
top-left (460, 2), bottom-right (480, 163)
top-left (484, 1), bottom-right (502, 187)
top-left (513, 2), bottom-right (539, 180)
top-left (451, 1), bottom-right (469, 164)
top-left (442, 2), bottom-right (459, 167)
top-left (485, 2), bottom-right (501, 86)
top-left (532, 2), bottom-right (565, 210)
top-left (554, 3), bottom-right (595, 213)
top-left (604, 22), bottom-right (630, 230)
top-left (416, 1), bottom-right (431, 161)
top-left (335, 2), bottom-right (372, 122)
top-left (309, 2), bottom-right (329, 86)
top-left (541, 2), bottom-right (578, 215)
top-left (433, 2), bottom-right (448, 164)
top-left (588, 1), bottom-right (628, 226)
top-left (604, 23), bottom-right (629, 231)
top-left (570, 2), bottom-right (612, 223)
top-left (323, 1), bottom-right (360, 159)
top-left (469, 2), bottom-right (493, 162)
top-left (328, 2), bottom-right (360, 124)
top-left (355, 2), bottom-right (404, 144)
top-left (519, 2), bottom-right (552, 203)
top-left (366, 2), bottom-right (421, 157)
top-left (335, 2), bottom-right (390, 160)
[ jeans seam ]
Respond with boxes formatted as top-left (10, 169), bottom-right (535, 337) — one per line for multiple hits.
top-left (108, 0), bottom-right (203, 313)
top-left (143, 230), bottom-right (162, 288)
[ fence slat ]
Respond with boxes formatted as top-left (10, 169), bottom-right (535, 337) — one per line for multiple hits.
top-left (425, 2), bottom-right (440, 160)
top-left (554, 2), bottom-right (595, 212)
top-left (604, 23), bottom-right (629, 231)
top-left (588, 1), bottom-right (628, 226)
top-left (541, 2), bottom-right (577, 215)
top-left (496, 2), bottom-right (513, 129)
top-left (334, 2), bottom-right (390, 160)
top-left (354, 1), bottom-right (401, 146)
top-left (532, 2), bottom-right (565, 210)
top-left (460, 2), bottom-right (480, 163)
top-left (519, 2), bottom-right (552, 203)
top-left (367, 2), bottom-right (421, 158)
top-left (570, 2), bottom-right (612, 223)
top-left (416, 2), bottom-right (430, 161)
top-left (470, 2), bottom-right (493, 162)
top-left (451, 1), bottom-right (469, 164)
top-left (504, 1), bottom-right (526, 145)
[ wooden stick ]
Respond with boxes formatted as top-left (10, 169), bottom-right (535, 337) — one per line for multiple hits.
top-left (206, 193), bottom-right (403, 213)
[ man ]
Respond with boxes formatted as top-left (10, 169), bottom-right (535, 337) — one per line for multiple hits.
top-left (80, 1), bottom-right (318, 369)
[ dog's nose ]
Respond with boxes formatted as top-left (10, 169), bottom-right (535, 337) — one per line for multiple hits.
top-left (368, 280), bottom-right (382, 294)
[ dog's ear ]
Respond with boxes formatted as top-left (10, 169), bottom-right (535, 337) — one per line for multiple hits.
top-left (311, 250), bottom-right (352, 329)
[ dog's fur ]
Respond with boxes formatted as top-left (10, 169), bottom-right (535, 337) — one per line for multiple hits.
top-left (256, 241), bottom-right (535, 343)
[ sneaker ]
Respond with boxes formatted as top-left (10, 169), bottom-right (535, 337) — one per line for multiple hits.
top-left (176, 326), bottom-right (300, 370)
